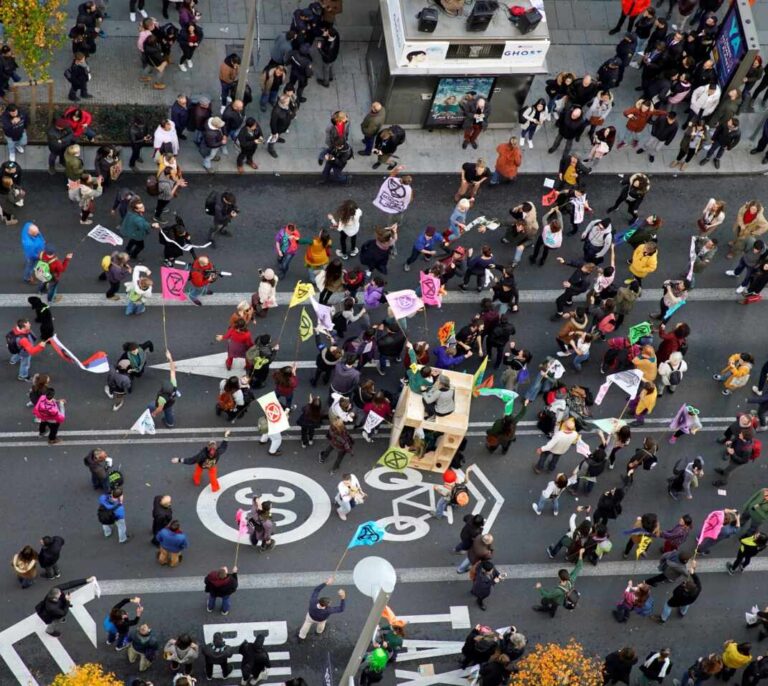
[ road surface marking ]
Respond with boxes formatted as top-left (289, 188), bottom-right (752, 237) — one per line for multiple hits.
top-left (0, 287), bottom-right (746, 308)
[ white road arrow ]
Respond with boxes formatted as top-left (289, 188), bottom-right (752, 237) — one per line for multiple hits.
top-left (466, 464), bottom-right (505, 534)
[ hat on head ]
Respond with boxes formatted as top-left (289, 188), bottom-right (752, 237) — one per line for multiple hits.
top-left (262, 268), bottom-right (276, 280)
top-left (209, 117), bottom-right (224, 129)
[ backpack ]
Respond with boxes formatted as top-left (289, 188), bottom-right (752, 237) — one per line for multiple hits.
top-left (218, 391), bottom-right (236, 412)
top-left (752, 439), bottom-right (763, 461)
top-left (101, 255), bottom-right (111, 272)
top-left (106, 468), bottom-right (124, 490)
top-left (63, 67), bottom-right (73, 82)
top-left (389, 124), bottom-right (406, 146)
top-left (204, 191), bottom-right (218, 216)
top-left (6, 330), bottom-right (20, 354)
top-left (518, 106), bottom-right (529, 125)
top-left (563, 586), bottom-right (580, 610)
top-left (97, 504), bottom-right (117, 525)
top-left (332, 311), bottom-right (348, 337)
top-left (669, 369), bottom-right (683, 386)
top-left (34, 258), bottom-right (53, 283)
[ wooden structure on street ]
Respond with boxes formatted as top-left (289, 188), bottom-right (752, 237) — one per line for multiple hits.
top-left (389, 368), bottom-right (472, 473)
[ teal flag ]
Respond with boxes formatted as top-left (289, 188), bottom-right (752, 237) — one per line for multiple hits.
top-left (478, 388), bottom-right (518, 414)
top-left (588, 417), bottom-right (629, 434)
top-left (348, 521), bottom-right (386, 549)
top-left (628, 321), bottom-right (651, 344)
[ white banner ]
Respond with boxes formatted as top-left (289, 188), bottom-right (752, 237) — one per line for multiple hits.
top-left (130, 408), bottom-right (156, 435)
top-left (257, 392), bottom-right (290, 434)
top-left (373, 176), bottom-right (412, 215)
top-left (363, 411), bottom-right (386, 434)
top-left (607, 368), bottom-right (645, 398)
top-left (87, 224), bottom-right (123, 246)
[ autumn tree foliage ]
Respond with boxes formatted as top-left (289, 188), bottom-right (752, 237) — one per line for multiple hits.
top-left (508, 639), bottom-right (604, 686)
top-left (50, 663), bottom-right (123, 686)
top-left (0, 0), bottom-right (68, 81)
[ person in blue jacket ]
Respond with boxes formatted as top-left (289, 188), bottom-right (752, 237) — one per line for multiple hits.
top-left (156, 519), bottom-right (189, 567)
top-left (403, 225), bottom-right (439, 271)
top-left (298, 576), bottom-right (346, 639)
top-left (434, 339), bottom-right (473, 369)
top-left (98, 488), bottom-right (129, 544)
top-left (20, 222), bottom-right (45, 283)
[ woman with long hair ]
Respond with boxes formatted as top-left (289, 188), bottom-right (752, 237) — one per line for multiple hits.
top-left (318, 257), bottom-right (344, 304)
top-left (328, 199), bottom-right (362, 260)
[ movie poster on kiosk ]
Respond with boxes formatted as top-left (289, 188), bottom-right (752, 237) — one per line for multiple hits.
top-left (425, 76), bottom-right (495, 128)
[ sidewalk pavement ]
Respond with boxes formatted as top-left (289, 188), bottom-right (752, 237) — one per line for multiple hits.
top-left (6, 0), bottom-right (767, 176)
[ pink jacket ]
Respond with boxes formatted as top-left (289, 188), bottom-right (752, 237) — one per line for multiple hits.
top-left (33, 396), bottom-right (65, 423)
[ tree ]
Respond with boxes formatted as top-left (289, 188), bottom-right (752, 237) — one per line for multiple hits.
top-left (50, 663), bottom-right (123, 686)
top-left (508, 639), bottom-right (603, 686)
top-left (0, 0), bottom-right (68, 124)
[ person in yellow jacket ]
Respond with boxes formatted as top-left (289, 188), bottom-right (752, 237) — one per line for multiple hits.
top-left (632, 345), bottom-right (658, 382)
top-left (714, 352), bottom-right (754, 396)
top-left (720, 640), bottom-right (752, 681)
top-left (630, 381), bottom-right (657, 426)
top-left (628, 241), bottom-right (658, 283)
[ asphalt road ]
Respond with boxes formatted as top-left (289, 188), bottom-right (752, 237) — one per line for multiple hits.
top-left (0, 172), bottom-right (767, 686)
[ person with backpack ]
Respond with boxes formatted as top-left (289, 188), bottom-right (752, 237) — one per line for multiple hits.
top-left (433, 466), bottom-right (473, 520)
top-left (104, 359), bottom-right (132, 412)
top-left (171, 430), bottom-right (231, 493)
top-left (35, 576), bottom-right (96, 637)
top-left (21, 223), bottom-right (45, 284)
top-left (668, 458), bottom-right (704, 501)
top-left (8, 318), bottom-right (46, 381)
top-left (274, 223), bottom-right (301, 278)
top-left (98, 488), bottom-right (129, 544)
top-left (208, 190), bottom-right (238, 246)
top-left (215, 318), bottom-right (254, 372)
top-left (38, 535), bottom-right (65, 580)
top-left (156, 519), bottom-right (188, 567)
top-left (83, 448), bottom-right (112, 492)
top-left (149, 350), bottom-right (178, 427)
top-left (35, 248), bottom-right (73, 304)
top-left (533, 547), bottom-right (584, 617)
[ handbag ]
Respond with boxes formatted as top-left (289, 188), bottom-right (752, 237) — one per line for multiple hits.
top-left (146, 175), bottom-right (159, 196)
top-left (109, 160), bottom-right (123, 181)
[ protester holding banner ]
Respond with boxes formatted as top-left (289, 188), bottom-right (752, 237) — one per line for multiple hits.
top-left (297, 577), bottom-right (346, 640)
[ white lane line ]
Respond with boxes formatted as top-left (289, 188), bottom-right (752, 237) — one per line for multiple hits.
top-left (0, 287), bottom-right (744, 308)
top-left (0, 416), bottom-right (732, 439)
top-left (0, 425), bottom-right (729, 448)
top-left (97, 556), bottom-right (765, 595)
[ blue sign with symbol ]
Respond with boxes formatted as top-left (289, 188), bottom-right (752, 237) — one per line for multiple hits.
top-left (713, 3), bottom-right (747, 87)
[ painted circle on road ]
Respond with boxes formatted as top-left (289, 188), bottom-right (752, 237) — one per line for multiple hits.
top-left (197, 467), bottom-right (332, 544)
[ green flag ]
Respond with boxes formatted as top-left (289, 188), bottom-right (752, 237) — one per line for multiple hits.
top-left (628, 321), bottom-right (651, 344)
top-left (377, 447), bottom-right (413, 471)
top-left (477, 387), bottom-right (518, 414)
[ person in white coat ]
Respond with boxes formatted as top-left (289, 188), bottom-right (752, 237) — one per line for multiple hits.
top-left (125, 264), bottom-right (152, 316)
top-left (657, 351), bottom-right (688, 396)
top-left (153, 119), bottom-right (180, 157)
top-left (581, 218), bottom-right (613, 265)
top-left (686, 83), bottom-right (721, 126)
top-left (534, 417), bottom-right (580, 473)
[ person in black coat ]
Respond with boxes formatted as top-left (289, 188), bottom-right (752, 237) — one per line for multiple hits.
top-left (455, 513), bottom-right (485, 554)
top-left (240, 634), bottom-right (271, 684)
top-left (170, 94), bottom-right (189, 140)
top-left (594, 487), bottom-right (625, 524)
top-left (287, 43), bottom-right (313, 102)
top-left (743, 655), bottom-right (768, 685)
top-left (614, 33), bottom-right (638, 77)
top-left (637, 111), bottom-right (678, 163)
top-left (654, 573), bottom-right (700, 623)
top-left (203, 632), bottom-right (235, 680)
top-left (36, 577), bottom-right (95, 636)
top-left (470, 559), bottom-right (502, 610)
top-left (128, 116), bottom-right (151, 170)
top-left (478, 654), bottom-right (511, 686)
top-left (47, 119), bottom-right (75, 174)
top-left (548, 105), bottom-right (588, 155)
top-left (312, 24), bottom-right (340, 87)
top-left (603, 646), bottom-right (638, 685)
top-left (700, 116), bottom-right (741, 169)
top-left (551, 262), bottom-right (596, 319)
top-left (568, 75), bottom-right (600, 108)
top-left (236, 118), bottom-right (263, 172)
top-left (267, 94), bottom-right (295, 158)
top-left (38, 536), bottom-right (65, 579)
top-left (461, 94), bottom-right (492, 149)
top-left (66, 52), bottom-right (91, 103)
top-left (597, 58), bottom-right (622, 90)
top-left (151, 494), bottom-right (173, 546)
top-left (460, 627), bottom-right (498, 669)
top-left (639, 649), bottom-right (673, 683)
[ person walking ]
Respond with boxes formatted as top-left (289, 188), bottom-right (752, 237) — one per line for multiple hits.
top-left (171, 431), bottom-right (231, 492)
top-left (713, 427), bottom-right (755, 486)
top-left (318, 416), bottom-right (354, 474)
top-left (156, 520), bottom-right (188, 567)
top-left (727, 531), bottom-right (768, 574)
top-left (151, 494), bottom-right (172, 547)
top-left (34, 388), bottom-right (66, 444)
top-left (205, 565), bottom-right (238, 614)
top-left (35, 577), bottom-right (96, 636)
top-left (126, 623), bottom-right (159, 673)
top-left (719, 641), bottom-right (753, 683)
top-left (335, 472), bottom-right (366, 522)
top-left (12, 545), bottom-right (38, 588)
top-left (8, 318), bottom-right (47, 381)
top-left (741, 488), bottom-right (768, 534)
top-left (203, 632), bottom-right (234, 680)
top-left (532, 548), bottom-right (584, 617)
top-left (714, 352), bottom-right (754, 396)
top-left (645, 549), bottom-right (693, 587)
top-left (471, 560), bottom-right (502, 611)
top-left (65, 52), bottom-right (92, 102)
top-left (653, 572), bottom-right (701, 624)
top-left (121, 198), bottom-right (157, 260)
top-left (38, 535), bottom-right (65, 579)
top-left (534, 418), bottom-right (580, 473)
top-left (532, 473), bottom-right (572, 516)
top-left (297, 576), bottom-right (346, 640)
top-left (104, 251), bottom-right (131, 301)
top-left (98, 488), bottom-right (130, 544)
top-left (104, 596), bottom-right (143, 651)
top-left (638, 649), bottom-right (673, 684)
top-left (603, 646), bottom-right (638, 685)
top-left (457, 533), bottom-right (494, 575)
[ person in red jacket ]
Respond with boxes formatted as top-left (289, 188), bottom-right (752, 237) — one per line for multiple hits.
top-left (187, 255), bottom-right (217, 306)
top-left (215, 318), bottom-right (254, 370)
top-left (61, 106), bottom-right (96, 141)
top-left (9, 319), bottom-right (47, 381)
top-left (36, 248), bottom-right (73, 303)
top-left (273, 364), bottom-right (299, 409)
top-left (609, 0), bottom-right (651, 35)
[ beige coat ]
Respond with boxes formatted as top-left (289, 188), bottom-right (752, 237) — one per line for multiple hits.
top-left (733, 203), bottom-right (768, 255)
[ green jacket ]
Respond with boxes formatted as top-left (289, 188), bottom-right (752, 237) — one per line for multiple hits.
top-left (406, 348), bottom-right (434, 394)
top-left (539, 558), bottom-right (583, 603)
top-left (361, 107), bottom-right (387, 138)
top-left (64, 151), bottom-right (84, 181)
top-left (120, 211), bottom-right (152, 241)
top-left (743, 489), bottom-right (768, 525)
top-left (487, 403), bottom-right (528, 437)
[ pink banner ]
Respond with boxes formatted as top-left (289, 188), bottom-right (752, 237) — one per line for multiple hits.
top-left (161, 266), bottom-right (189, 301)
top-left (420, 272), bottom-right (442, 307)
